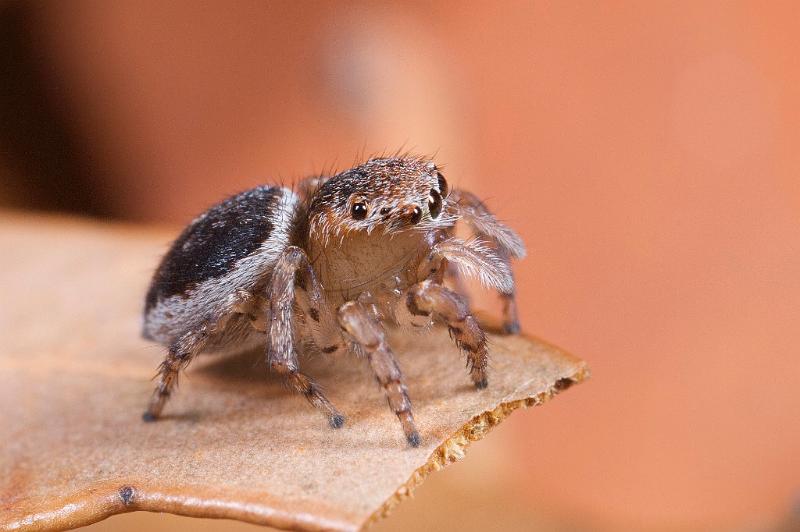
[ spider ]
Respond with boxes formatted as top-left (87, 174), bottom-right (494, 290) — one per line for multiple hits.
top-left (141, 155), bottom-right (526, 447)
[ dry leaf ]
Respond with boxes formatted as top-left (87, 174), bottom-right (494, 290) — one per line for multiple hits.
top-left (0, 215), bottom-right (587, 531)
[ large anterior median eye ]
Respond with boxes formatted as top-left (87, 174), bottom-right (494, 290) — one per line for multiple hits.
top-left (428, 188), bottom-right (442, 218)
top-left (351, 201), bottom-right (368, 220)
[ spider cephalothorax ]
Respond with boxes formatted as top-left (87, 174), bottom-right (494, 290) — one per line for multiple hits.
top-left (307, 157), bottom-right (455, 241)
top-left (142, 155), bottom-right (526, 447)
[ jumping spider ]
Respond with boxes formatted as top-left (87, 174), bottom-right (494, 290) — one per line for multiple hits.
top-left (142, 156), bottom-right (526, 447)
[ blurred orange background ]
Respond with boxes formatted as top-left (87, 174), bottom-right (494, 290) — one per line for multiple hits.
top-left (2, 1), bottom-right (798, 530)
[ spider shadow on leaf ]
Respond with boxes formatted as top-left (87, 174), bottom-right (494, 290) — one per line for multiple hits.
top-left (193, 345), bottom-right (351, 391)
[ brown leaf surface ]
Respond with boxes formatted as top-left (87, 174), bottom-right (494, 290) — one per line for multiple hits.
top-left (0, 214), bottom-right (588, 532)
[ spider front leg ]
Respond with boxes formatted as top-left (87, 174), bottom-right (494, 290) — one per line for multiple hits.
top-left (268, 246), bottom-right (344, 428)
top-left (337, 300), bottom-right (420, 447)
top-left (449, 189), bottom-right (526, 334)
top-left (407, 279), bottom-right (489, 389)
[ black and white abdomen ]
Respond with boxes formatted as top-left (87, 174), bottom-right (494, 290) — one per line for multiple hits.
top-left (143, 185), bottom-right (299, 347)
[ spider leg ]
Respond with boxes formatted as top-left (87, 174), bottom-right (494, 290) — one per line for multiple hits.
top-left (407, 279), bottom-right (489, 389)
top-left (337, 300), bottom-right (420, 447)
top-left (143, 326), bottom-right (208, 421)
top-left (144, 291), bottom-right (248, 421)
top-left (449, 189), bottom-right (526, 259)
top-left (293, 262), bottom-right (343, 356)
top-left (449, 189), bottom-right (525, 334)
top-left (498, 263), bottom-right (521, 334)
top-left (268, 246), bottom-right (344, 428)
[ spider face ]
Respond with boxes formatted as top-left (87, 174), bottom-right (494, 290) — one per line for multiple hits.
top-left (308, 157), bottom-right (453, 240)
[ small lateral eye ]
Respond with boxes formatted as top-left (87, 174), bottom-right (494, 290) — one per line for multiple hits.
top-left (428, 189), bottom-right (442, 218)
top-left (351, 201), bottom-right (368, 220)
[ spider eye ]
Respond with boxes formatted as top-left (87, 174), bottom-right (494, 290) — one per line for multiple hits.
top-left (428, 189), bottom-right (442, 218)
top-left (436, 171), bottom-right (449, 198)
top-left (351, 201), bottom-right (368, 220)
top-left (409, 205), bottom-right (422, 224)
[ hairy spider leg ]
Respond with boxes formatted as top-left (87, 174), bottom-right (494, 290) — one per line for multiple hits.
top-left (144, 294), bottom-right (250, 420)
top-left (407, 279), bottom-right (489, 389)
top-left (337, 300), bottom-right (420, 447)
top-left (449, 189), bottom-right (526, 334)
top-left (268, 246), bottom-right (344, 428)
top-left (144, 326), bottom-right (209, 421)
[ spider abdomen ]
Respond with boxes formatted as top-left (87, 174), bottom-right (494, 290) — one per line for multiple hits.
top-left (143, 185), bottom-right (299, 345)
